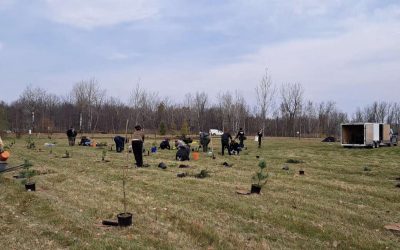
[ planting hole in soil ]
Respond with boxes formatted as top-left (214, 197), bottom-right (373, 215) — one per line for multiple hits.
top-left (25, 182), bottom-right (36, 191)
top-left (250, 184), bottom-right (261, 194)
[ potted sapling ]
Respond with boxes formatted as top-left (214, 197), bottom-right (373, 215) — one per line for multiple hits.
top-left (22, 159), bottom-right (36, 191)
top-left (117, 119), bottom-right (133, 226)
top-left (251, 159), bottom-right (269, 194)
top-left (101, 149), bottom-right (110, 162)
top-left (62, 150), bottom-right (70, 158)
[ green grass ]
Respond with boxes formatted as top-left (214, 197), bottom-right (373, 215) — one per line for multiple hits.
top-left (0, 135), bottom-right (399, 249)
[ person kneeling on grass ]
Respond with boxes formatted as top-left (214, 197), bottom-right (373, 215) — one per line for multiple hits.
top-left (229, 140), bottom-right (241, 155)
top-left (160, 138), bottom-right (171, 150)
top-left (175, 140), bottom-right (190, 161)
top-left (131, 125), bottom-right (145, 167)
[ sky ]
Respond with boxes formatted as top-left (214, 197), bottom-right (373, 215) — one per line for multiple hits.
top-left (0, 0), bottom-right (399, 114)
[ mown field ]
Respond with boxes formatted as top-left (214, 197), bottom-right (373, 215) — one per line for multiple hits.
top-left (0, 134), bottom-right (399, 249)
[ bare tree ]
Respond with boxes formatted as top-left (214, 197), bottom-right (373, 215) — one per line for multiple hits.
top-left (255, 68), bottom-right (275, 132)
top-left (193, 91), bottom-right (208, 132)
top-left (280, 83), bottom-right (304, 136)
top-left (71, 78), bottom-right (106, 133)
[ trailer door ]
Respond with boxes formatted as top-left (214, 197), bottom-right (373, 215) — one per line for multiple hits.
top-left (383, 124), bottom-right (391, 141)
top-left (373, 123), bottom-right (380, 141)
top-left (365, 124), bottom-right (374, 144)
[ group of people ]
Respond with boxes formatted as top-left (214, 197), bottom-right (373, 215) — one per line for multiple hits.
top-left (65, 124), bottom-right (264, 168)
top-left (220, 128), bottom-right (263, 155)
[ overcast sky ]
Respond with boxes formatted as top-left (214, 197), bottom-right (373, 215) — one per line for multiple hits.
top-left (0, 0), bottom-right (399, 114)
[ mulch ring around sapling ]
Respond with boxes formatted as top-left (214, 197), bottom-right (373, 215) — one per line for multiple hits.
top-left (286, 159), bottom-right (303, 164)
top-left (177, 172), bottom-right (188, 178)
top-left (222, 162), bottom-right (233, 167)
top-left (195, 169), bottom-right (210, 179)
top-left (178, 164), bottom-right (190, 168)
top-left (158, 162), bottom-right (167, 169)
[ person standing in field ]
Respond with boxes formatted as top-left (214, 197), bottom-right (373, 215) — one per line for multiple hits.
top-left (132, 125), bottom-right (145, 167)
top-left (221, 130), bottom-right (232, 156)
top-left (66, 127), bottom-right (77, 146)
top-left (235, 127), bottom-right (246, 148)
top-left (257, 129), bottom-right (263, 148)
top-left (0, 136), bottom-right (4, 153)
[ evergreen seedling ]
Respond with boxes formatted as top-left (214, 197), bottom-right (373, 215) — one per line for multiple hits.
top-left (252, 159), bottom-right (269, 188)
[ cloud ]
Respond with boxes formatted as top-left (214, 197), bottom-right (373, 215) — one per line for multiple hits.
top-left (106, 52), bottom-right (142, 60)
top-left (0, 0), bottom-right (14, 9)
top-left (43, 0), bottom-right (160, 29)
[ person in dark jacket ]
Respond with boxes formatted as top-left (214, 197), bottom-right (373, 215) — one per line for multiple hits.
top-left (229, 140), bottom-right (241, 155)
top-left (66, 127), bottom-right (78, 146)
top-left (175, 140), bottom-right (190, 161)
top-left (199, 132), bottom-right (210, 152)
top-left (221, 130), bottom-right (232, 156)
top-left (160, 138), bottom-right (171, 150)
top-left (257, 129), bottom-right (263, 148)
top-left (131, 125), bottom-right (145, 167)
top-left (114, 136), bottom-right (125, 152)
top-left (235, 128), bottom-right (245, 148)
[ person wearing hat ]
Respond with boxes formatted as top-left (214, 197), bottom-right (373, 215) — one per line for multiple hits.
top-left (235, 127), bottom-right (246, 148)
top-left (132, 125), bottom-right (145, 167)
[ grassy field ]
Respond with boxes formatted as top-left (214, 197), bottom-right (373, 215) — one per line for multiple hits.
top-left (0, 134), bottom-right (399, 249)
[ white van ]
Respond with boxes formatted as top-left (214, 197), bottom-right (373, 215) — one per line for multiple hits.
top-left (209, 129), bottom-right (223, 136)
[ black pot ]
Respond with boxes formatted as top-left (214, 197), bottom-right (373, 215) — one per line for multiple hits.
top-left (117, 212), bottom-right (133, 227)
top-left (299, 170), bottom-right (305, 175)
top-left (250, 184), bottom-right (261, 194)
top-left (25, 182), bottom-right (36, 191)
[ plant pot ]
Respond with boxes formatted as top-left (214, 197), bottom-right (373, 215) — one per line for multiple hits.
top-left (192, 152), bottom-right (199, 161)
top-left (117, 212), bottom-right (133, 227)
top-left (250, 184), bottom-right (261, 194)
top-left (299, 170), bottom-right (305, 175)
top-left (25, 182), bottom-right (36, 191)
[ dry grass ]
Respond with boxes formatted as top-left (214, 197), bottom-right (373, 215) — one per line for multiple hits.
top-left (0, 134), bottom-right (399, 249)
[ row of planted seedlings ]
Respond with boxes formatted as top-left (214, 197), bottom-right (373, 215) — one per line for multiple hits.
top-left (12, 132), bottom-right (304, 227)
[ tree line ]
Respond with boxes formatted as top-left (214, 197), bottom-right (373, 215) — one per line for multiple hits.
top-left (1, 71), bottom-right (399, 137)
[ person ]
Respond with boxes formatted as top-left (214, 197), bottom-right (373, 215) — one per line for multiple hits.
top-left (160, 138), bottom-right (171, 150)
top-left (199, 132), bottom-right (210, 152)
top-left (257, 129), bottom-right (263, 148)
top-left (79, 136), bottom-right (91, 146)
top-left (66, 127), bottom-right (78, 146)
top-left (235, 128), bottom-right (246, 148)
top-left (131, 125), bottom-right (145, 167)
top-left (0, 136), bottom-right (4, 153)
top-left (221, 130), bottom-right (232, 156)
top-left (229, 140), bottom-right (241, 155)
top-left (175, 139), bottom-right (190, 161)
top-left (114, 136), bottom-right (126, 152)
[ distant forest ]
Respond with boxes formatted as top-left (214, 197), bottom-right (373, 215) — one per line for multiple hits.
top-left (1, 75), bottom-right (399, 137)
